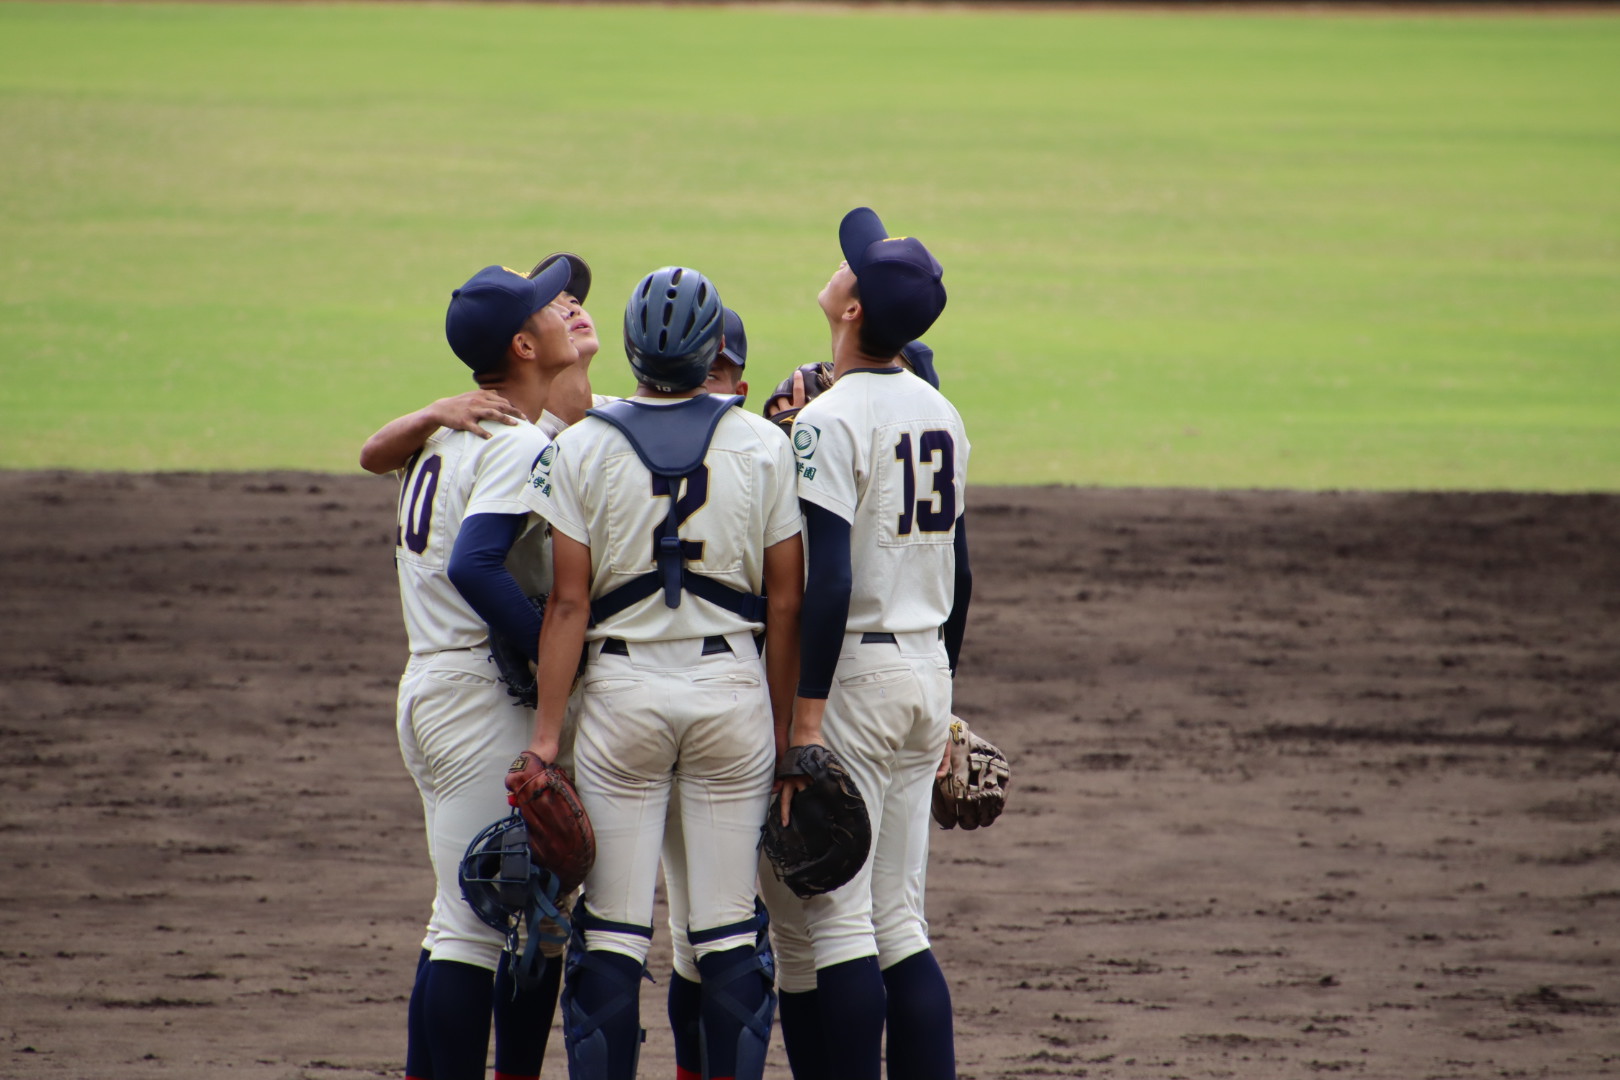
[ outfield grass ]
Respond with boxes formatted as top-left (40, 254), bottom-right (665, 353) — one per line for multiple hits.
top-left (0, 3), bottom-right (1615, 489)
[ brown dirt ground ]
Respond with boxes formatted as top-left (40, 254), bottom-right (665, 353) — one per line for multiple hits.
top-left (1, 471), bottom-right (1618, 1080)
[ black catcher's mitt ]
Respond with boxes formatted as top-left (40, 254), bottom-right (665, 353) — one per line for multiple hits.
top-left (931, 717), bottom-right (1010, 831)
top-left (762, 744), bottom-right (871, 899)
top-left (763, 362), bottom-right (835, 435)
top-left (488, 594), bottom-right (547, 708)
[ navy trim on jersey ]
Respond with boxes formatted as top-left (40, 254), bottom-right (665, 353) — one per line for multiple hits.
top-left (796, 500), bottom-right (854, 700)
top-left (944, 512), bottom-right (971, 674)
top-left (447, 512), bottom-right (544, 662)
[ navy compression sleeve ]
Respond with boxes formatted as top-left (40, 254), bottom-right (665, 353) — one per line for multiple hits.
top-left (943, 513), bottom-right (972, 674)
top-left (446, 512), bottom-right (545, 662)
top-left (797, 500), bottom-right (853, 700)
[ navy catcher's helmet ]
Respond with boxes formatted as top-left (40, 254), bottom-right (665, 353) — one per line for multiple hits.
top-left (459, 814), bottom-right (572, 987)
top-left (623, 266), bottom-right (724, 393)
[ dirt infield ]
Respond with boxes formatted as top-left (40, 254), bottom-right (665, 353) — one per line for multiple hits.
top-left (1, 471), bottom-right (1616, 1079)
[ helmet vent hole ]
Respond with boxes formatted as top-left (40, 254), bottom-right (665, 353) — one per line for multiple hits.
top-left (658, 329), bottom-right (670, 350)
top-left (661, 301), bottom-right (675, 327)
top-left (670, 267), bottom-right (684, 285)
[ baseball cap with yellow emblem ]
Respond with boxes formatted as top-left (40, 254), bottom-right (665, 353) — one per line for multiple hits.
top-left (445, 260), bottom-right (573, 374)
top-left (838, 206), bottom-right (947, 355)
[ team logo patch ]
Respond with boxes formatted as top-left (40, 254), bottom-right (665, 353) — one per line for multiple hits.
top-left (530, 443), bottom-right (556, 496)
top-left (792, 425), bottom-right (820, 460)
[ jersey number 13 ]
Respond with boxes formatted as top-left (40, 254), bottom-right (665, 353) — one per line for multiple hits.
top-left (894, 430), bottom-right (956, 536)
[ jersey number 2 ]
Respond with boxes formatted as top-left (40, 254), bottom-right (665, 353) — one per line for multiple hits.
top-left (650, 466), bottom-right (709, 562)
top-left (894, 431), bottom-right (956, 536)
top-left (397, 451), bottom-right (443, 555)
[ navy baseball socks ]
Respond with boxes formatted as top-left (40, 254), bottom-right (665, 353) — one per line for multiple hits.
top-left (883, 949), bottom-right (956, 1080)
top-left (494, 952), bottom-right (562, 1080)
top-left (422, 959), bottom-right (495, 1080)
top-left (405, 950), bottom-right (433, 1080)
top-left (815, 956), bottom-right (886, 1080)
top-left (777, 988), bottom-right (829, 1079)
top-left (668, 972), bottom-right (703, 1080)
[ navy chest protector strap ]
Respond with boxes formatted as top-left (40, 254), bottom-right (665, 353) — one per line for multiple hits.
top-left (584, 395), bottom-right (766, 626)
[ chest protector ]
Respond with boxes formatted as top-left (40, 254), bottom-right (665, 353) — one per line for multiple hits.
top-left (584, 394), bottom-right (767, 626)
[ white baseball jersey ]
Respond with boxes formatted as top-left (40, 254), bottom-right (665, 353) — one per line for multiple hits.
top-left (520, 400), bottom-right (800, 643)
top-left (791, 367), bottom-right (970, 633)
top-left (394, 420), bottom-right (555, 654)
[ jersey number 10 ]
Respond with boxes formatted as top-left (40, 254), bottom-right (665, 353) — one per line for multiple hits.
top-left (397, 451), bottom-right (443, 555)
top-left (894, 430), bottom-right (956, 536)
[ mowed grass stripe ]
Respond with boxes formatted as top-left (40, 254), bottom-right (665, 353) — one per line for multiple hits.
top-left (0, 4), bottom-right (1615, 488)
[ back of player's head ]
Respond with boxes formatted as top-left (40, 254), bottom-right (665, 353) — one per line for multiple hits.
top-left (838, 207), bottom-right (946, 356)
top-left (445, 260), bottom-right (572, 375)
top-left (717, 307), bottom-right (748, 369)
top-left (623, 266), bottom-right (724, 393)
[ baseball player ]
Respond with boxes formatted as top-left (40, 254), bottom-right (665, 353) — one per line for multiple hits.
top-left (386, 260), bottom-right (581, 1080)
top-left (516, 269), bottom-right (802, 1080)
top-left (765, 208), bottom-right (971, 1080)
top-left (361, 253), bottom-right (599, 475)
top-left (662, 304), bottom-right (753, 1079)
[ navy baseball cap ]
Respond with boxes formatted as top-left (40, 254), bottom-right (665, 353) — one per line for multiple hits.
top-left (445, 260), bottom-right (572, 374)
top-left (529, 251), bottom-right (591, 303)
top-left (900, 340), bottom-right (939, 389)
top-left (718, 307), bottom-right (748, 368)
top-left (838, 207), bottom-right (946, 352)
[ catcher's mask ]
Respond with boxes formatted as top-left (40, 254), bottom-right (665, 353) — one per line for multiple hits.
top-left (459, 814), bottom-right (571, 990)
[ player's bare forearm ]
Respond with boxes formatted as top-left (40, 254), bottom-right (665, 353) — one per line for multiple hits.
top-left (789, 695), bottom-right (826, 749)
top-left (763, 534), bottom-right (805, 758)
top-left (358, 391), bottom-right (523, 474)
top-left (528, 533), bottom-right (591, 764)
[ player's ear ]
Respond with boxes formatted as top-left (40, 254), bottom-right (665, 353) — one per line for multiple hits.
top-left (843, 298), bottom-right (863, 325)
top-left (734, 379), bottom-right (748, 402)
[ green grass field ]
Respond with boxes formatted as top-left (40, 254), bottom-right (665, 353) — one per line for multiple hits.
top-left (1, 3), bottom-right (1616, 489)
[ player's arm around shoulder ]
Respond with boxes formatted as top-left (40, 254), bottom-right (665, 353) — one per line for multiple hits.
top-left (358, 390), bottom-right (524, 475)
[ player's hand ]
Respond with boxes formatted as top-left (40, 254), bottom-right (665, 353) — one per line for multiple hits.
top-left (937, 735), bottom-right (952, 780)
top-left (774, 734), bottom-right (826, 825)
top-left (427, 390), bottom-right (524, 438)
top-left (764, 370), bottom-right (809, 419)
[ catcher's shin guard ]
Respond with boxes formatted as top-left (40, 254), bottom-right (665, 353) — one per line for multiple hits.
top-left (693, 899), bottom-right (776, 1080)
top-left (561, 899), bottom-right (652, 1080)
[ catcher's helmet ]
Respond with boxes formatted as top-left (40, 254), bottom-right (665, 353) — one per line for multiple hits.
top-left (459, 813), bottom-right (536, 933)
top-left (623, 266), bottom-right (723, 393)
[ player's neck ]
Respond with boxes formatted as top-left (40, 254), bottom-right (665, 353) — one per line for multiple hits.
top-left (479, 366), bottom-right (560, 424)
top-left (830, 340), bottom-right (901, 382)
top-left (633, 385), bottom-right (703, 401)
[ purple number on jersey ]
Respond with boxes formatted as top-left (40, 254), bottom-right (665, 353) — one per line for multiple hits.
top-left (650, 466), bottom-right (709, 562)
top-left (893, 430), bottom-right (957, 536)
top-left (399, 452), bottom-right (443, 555)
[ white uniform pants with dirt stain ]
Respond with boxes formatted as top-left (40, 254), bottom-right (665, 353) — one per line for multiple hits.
top-left (763, 630), bottom-right (953, 991)
top-left (573, 633), bottom-right (774, 965)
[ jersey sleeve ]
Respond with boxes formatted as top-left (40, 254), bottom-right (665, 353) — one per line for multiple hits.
top-left (761, 418), bottom-right (803, 547)
top-left (465, 425), bottom-right (550, 519)
top-left (791, 403), bottom-right (861, 521)
top-left (521, 432), bottom-right (590, 547)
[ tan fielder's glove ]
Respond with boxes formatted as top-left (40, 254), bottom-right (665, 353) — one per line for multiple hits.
top-left (505, 752), bottom-right (596, 896)
top-left (932, 717), bottom-right (1010, 831)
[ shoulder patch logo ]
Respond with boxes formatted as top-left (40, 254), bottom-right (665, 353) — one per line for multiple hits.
top-left (529, 442), bottom-right (557, 496)
top-left (792, 424), bottom-right (820, 461)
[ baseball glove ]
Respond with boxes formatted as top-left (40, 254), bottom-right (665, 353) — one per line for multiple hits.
top-left (931, 717), bottom-right (1010, 831)
top-left (764, 362), bottom-right (834, 434)
top-left (488, 595), bottom-right (547, 709)
top-left (505, 752), bottom-right (596, 896)
top-left (762, 744), bottom-right (871, 899)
